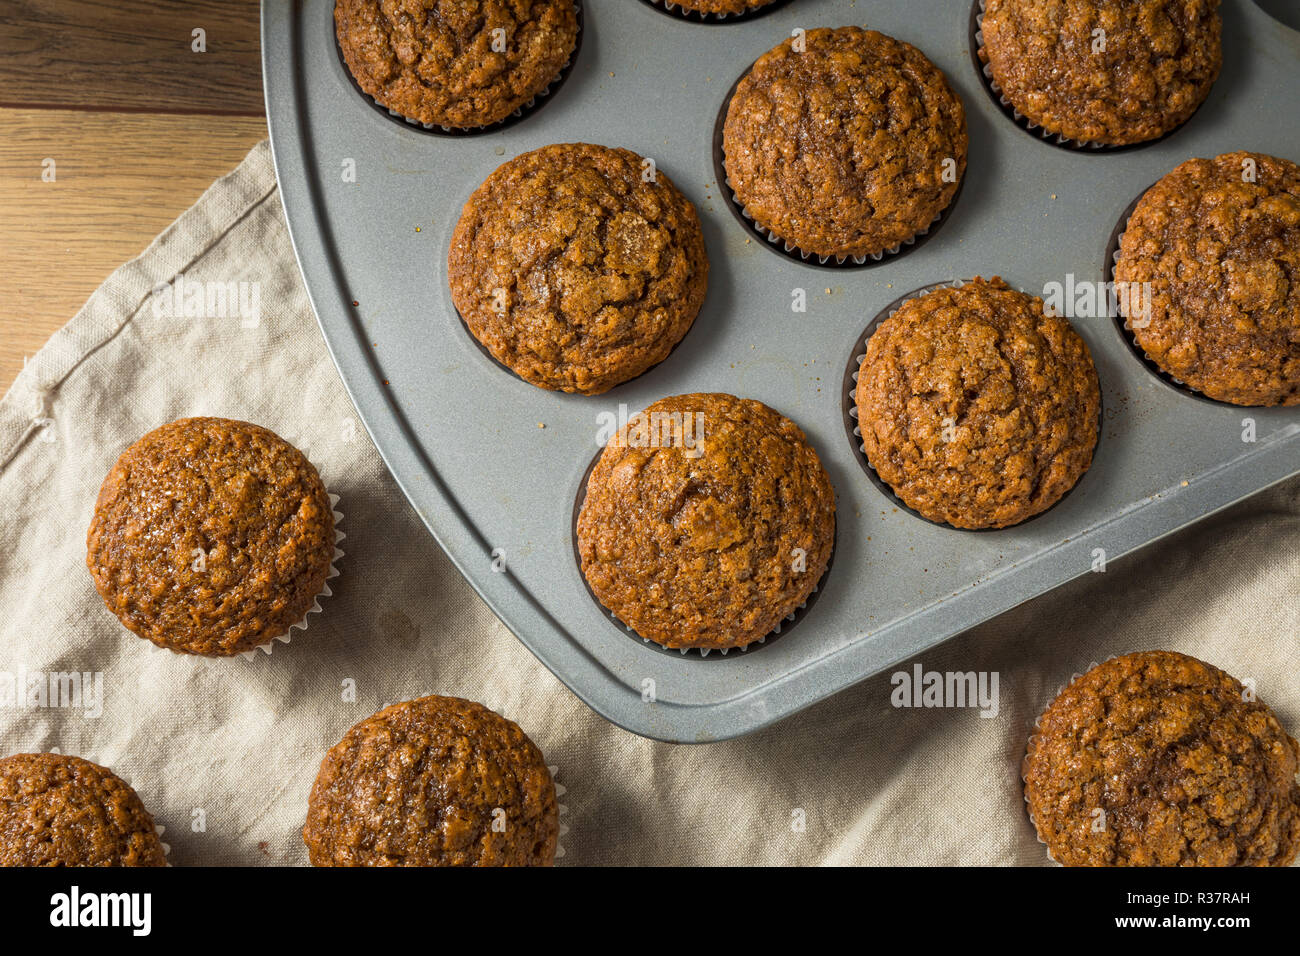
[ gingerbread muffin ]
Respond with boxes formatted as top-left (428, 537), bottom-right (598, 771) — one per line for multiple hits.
top-left (577, 393), bottom-right (835, 651)
top-left (657, 0), bottom-right (782, 16)
top-left (1024, 651), bottom-right (1300, 867)
top-left (979, 0), bottom-right (1221, 146)
top-left (855, 278), bottom-right (1099, 530)
top-left (722, 26), bottom-right (966, 260)
top-left (1114, 151), bottom-right (1300, 406)
top-left (87, 417), bottom-right (337, 657)
top-left (448, 143), bottom-right (708, 394)
top-left (335, 0), bottom-right (579, 129)
top-left (0, 753), bottom-right (167, 867)
top-left (303, 696), bottom-right (558, 866)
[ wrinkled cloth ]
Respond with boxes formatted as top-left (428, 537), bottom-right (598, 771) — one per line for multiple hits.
top-left (1, 141), bottom-right (1296, 865)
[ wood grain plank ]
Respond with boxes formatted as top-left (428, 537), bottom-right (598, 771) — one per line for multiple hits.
top-left (0, 107), bottom-right (268, 393)
top-left (0, 0), bottom-right (263, 114)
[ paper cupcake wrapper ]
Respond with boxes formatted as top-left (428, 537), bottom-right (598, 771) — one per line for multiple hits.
top-left (845, 278), bottom-right (1104, 531)
top-left (971, 0), bottom-right (1203, 152)
top-left (639, 0), bottom-right (794, 25)
top-left (549, 764), bottom-right (570, 863)
top-left (571, 445), bottom-right (833, 657)
top-left (240, 491), bottom-right (344, 661)
top-left (45, 747), bottom-right (173, 865)
top-left (337, 2), bottom-right (584, 135)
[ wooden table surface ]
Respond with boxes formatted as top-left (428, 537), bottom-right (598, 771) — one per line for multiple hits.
top-left (0, 0), bottom-right (269, 393)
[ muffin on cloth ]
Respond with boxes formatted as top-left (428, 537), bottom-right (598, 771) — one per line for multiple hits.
top-left (1114, 150), bottom-right (1300, 406)
top-left (722, 26), bottom-right (966, 260)
top-left (1024, 651), bottom-right (1300, 867)
top-left (86, 417), bottom-right (337, 657)
top-left (854, 278), bottom-right (1099, 530)
top-left (0, 753), bottom-right (166, 867)
top-left (577, 392), bottom-right (835, 651)
top-left (448, 142), bottom-right (708, 394)
top-left (978, 0), bottom-right (1221, 145)
top-left (335, 0), bottom-right (579, 129)
top-left (303, 696), bottom-right (558, 866)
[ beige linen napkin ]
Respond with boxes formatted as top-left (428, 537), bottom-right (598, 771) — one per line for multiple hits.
top-left (1, 141), bottom-right (1296, 866)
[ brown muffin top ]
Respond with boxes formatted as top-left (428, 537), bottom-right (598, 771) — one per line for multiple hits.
top-left (0, 753), bottom-right (166, 867)
top-left (303, 696), bottom-right (558, 866)
top-left (668, 0), bottom-right (780, 14)
top-left (855, 278), bottom-right (1099, 530)
top-left (722, 26), bottom-right (966, 259)
top-left (1115, 151), bottom-right (1300, 406)
top-left (87, 417), bottom-right (336, 657)
top-left (979, 0), bottom-right (1221, 145)
top-left (577, 393), bottom-right (835, 650)
top-left (1024, 651), bottom-right (1300, 867)
top-left (335, 0), bottom-right (578, 129)
top-left (448, 143), bottom-right (708, 395)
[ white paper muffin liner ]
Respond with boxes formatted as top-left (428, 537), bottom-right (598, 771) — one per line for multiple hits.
top-left (340, 3), bottom-right (583, 135)
top-left (549, 764), bottom-right (570, 862)
top-left (41, 747), bottom-right (173, 865)
top-left (239, 491), bottom-right (344, 661)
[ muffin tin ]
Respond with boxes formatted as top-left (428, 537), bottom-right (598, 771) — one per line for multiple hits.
top-left (263, 0), bottom-right (1300, 743)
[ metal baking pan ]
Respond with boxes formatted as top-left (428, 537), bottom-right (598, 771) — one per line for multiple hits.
top-left (262, 0), bottom-right (1300, 743)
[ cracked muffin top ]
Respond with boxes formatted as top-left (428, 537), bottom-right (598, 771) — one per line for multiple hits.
top-left (855, 278), bottom-right (1099, 530)
top-left (577, 393), bottom-right (835, 650)
top-left (448, 143), bottom-right (708, 394)
top-left (87, 417), bottom-right (336, 657)
top-left (0, 753), bottom-right (166, 867)
top-left (1024, 651), bottom-right (1300, 867)
top-left (1115, 150), bottom-right (1300, 406)
top-left (335, 0), bottom-right (579, 129)
top-left (722, 26), bottom-right (967, 259)
top-left (979, 0), bottom-right (1221, 145)
top-left (303, 696), bottom-right (558, 866)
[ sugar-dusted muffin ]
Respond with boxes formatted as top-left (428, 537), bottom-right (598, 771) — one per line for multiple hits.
top-left (577, 393), bottom-right (835, 650)
top-left (1024, 651), bottom-right (1300, 867)
top-left (335, 0), bottom-right (579, 129)
top-left (855, 278), bottom-right (1099, 529)
top-left (1114, 150), bottom-right (1300, 405)
top-left (722, 26), bottom-right (966, 260)
top-left (87, 417), bottom-right (337, 657)
top-left (449, 143), bottom-right (708, 394)
top-left (0, 753), bottom-right (167, 867)
top-left (303, 696), bottom-right (558, 866)
top-left (979, 0), bottom-right (1221, 145)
